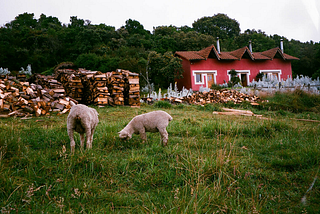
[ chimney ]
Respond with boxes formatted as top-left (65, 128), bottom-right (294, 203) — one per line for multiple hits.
top-left (280, 39), bottom-right (284, 53)
top-left (216, 37), bottom-right (220, 54)
top-left (249, 40), bottom-right (252, 53)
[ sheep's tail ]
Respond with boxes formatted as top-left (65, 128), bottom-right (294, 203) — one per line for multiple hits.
top-left (168, 115), bottom-right (173, 121)
top-left (75, 115), bottom-right (81, 121)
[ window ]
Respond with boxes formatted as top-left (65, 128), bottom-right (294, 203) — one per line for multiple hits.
top-left (227, 70), bottom-right (250, 86)
top-left (196, 74), bottom-right (202, 83)
top-left (193, 70), bottom-right (217, 86)
top-left (260, 70), bottom-right (281, 80)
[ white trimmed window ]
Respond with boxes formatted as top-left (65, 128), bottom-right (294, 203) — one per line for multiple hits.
top-left (227, 70), bottom-right (251, 86)
top-left (259, 70), bottom-right (282, 80)
top-left (192, 70), bottom-right (217, 86)
top-left (195, 73), bottom-right (202, 83)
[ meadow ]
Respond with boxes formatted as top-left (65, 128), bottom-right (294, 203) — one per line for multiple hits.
top-left (0, 90), bottom-right (320, 213)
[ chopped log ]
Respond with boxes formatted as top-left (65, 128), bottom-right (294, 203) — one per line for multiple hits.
top-left (221, 108), bottom-right (254, 116)
top-left (52, 102), bottom-right (65, 111)
top-left (22, 106), bottom-right (34, 113)
top-left (58, 98), bottom-right (70, 106)
top-left (128, 79), bottom-right (139, 84)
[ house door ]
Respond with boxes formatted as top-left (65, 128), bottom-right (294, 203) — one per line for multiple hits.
top-left (207, 74), bottom-right (214, 88)
top-left (241, 74), bottom-right (247, 86)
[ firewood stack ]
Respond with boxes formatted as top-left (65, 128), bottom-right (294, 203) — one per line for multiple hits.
top-left (92, 73), bottom-right (110, 105)
top-left (0, 77), bottom-right (77, 118)
top-left (143, 89), bottom-right (260, 105)
top-left (78, 69), bottom-right (98, 105)
top-left (55, 69), bottom-right (78, 96)
top-left (185, 89), bottom-right (260, 105)
top-left (107, 69), bottom-right (126, 106)
top-left (30, 74), bottom-right (63, 89)
top-left (54, 68), bottom-right (141, 106)
top-left (68, 74), bottom-right (83, 102)
top-left (123, 70), bottom-right (140, 107)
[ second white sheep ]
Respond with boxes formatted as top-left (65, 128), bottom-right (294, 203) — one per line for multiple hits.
top-left (118, 110), bottom-right (172, 146)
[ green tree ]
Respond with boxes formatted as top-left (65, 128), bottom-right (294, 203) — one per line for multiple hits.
top-left (153, 25), bottom-right (178, 36)
top-left (37, 14), bottom-right (61, 29)
top-left (148, 51), bottom-right (183, 88)
top-left (5, 12), bottom-right (37, 30)
top-left (69, 16), bottom-right (85, 28)
top-left (192, 13), bottom-right (240, 39)
top-left (125, 19), bottom-right (150, 36)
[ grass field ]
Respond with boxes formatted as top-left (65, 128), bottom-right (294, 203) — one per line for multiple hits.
top-left (0, 90), bottom-right (320, 213)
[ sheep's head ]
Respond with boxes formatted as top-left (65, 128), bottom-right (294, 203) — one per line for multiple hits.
top-left (118, 130), bottom-right (131, 140)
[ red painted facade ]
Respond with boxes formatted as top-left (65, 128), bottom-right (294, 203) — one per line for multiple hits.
top-left (175, 44), bottom-right (299, 91)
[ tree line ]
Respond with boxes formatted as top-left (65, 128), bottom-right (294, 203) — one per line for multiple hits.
top-left (0, 12), bottom-right (319, 89)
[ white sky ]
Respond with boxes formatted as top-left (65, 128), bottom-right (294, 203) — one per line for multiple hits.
top-left (1, 0), bottom-right (319, 43)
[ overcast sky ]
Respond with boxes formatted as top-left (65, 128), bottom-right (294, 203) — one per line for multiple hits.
top-left (1, 0), bottom-right (319, 43)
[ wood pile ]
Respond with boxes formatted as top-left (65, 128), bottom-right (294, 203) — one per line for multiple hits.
top-left (124, 70), bottom-right (140, 107)
top-left (30, 73), bottom-right (63, 89)
top-left (143, 89), bottom-right (260, 105)
top-left (92, 73), bottom-right (110, 105)
top-left (55, 68), bottom-right (140, 106)
top-left (108, 70), bottom-right (126, 106)
top-left (0, 77), bottom-right (77, 118)
top-left (0, 68), bottom-right (141, 117)
top-left (182, 89), bottom-right (260, 105)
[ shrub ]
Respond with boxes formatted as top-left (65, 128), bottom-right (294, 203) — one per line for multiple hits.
top-left (153, 100), bottom-right (172, 108)
top-left (210, 84), bottom-right (226, 90)
top-left (228, 69), bottom-right (240, 87)
top-left (261, 89), bottom-right (320, 113)
top-left (255, 72), bottom-right (264, 81)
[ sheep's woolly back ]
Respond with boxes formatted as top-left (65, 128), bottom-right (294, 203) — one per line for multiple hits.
top-left (121, 110), bottom-right (172, 134)
top-left (67, 104), bottom-right (99, 133)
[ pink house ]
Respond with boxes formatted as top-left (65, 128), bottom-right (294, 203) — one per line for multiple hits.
top-left (174, 40), bottom-right (299, 91)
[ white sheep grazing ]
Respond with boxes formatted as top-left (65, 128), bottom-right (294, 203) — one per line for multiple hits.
top-left (118, 110), bottom-right (173, 146)
top-left (67, 103), bottom-right (99, 153)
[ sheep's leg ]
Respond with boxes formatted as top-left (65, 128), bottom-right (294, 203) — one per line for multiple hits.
top-left (68, 129), bottom-right (76, 153)
top-left (80, 133), bottom-right (85, 150)
top-left (89, 127), bottom-right (96, 148)
top-left (85, 129), bottom-right (92, 150)
top-left (139, 129), bottom-right (147, 143)
top-left (159, 128), bottom-right (168, 146)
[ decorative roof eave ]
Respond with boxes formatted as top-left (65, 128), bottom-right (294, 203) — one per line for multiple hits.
top-left (282, 53), bottom-right (300, 60)
top-left (174, 51), bottom-right (205, 61)
top-left (261, 47), bottom-right (286, 60)
top-left (175, 45), bottom-right (299, 61)
top-left (229, 47), bottom-right (255, 60)
top-left (197, 45), bottom-right (221, 60)
top-left (211, 45), bottom-right (221, 60)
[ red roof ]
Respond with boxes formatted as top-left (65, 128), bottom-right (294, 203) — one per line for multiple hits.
top-left (175, 51), bottom-right (205, 60)
top-left (175, 45), bottom-right (299, 61)
top-left (229, 47), bottom-right (254, 60)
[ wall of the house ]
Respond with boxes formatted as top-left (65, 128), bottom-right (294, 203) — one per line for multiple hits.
top-left (176, 58), bottom-right (192, 90)
top-left (177, 58), bottom-right (293, 91)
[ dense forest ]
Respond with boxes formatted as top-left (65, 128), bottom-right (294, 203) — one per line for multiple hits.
top-left (0, 12), bottom-right (319, 88)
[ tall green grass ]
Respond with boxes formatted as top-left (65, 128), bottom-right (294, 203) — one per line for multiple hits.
top-left (260, 89), bottom-right (320, 113)
top-left (0, 92), bottom-right (320, 213)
